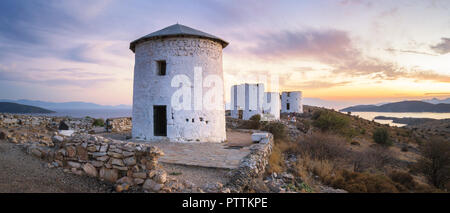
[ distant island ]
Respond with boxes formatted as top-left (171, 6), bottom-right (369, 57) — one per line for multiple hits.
top-left (0, 102), bottom-right (55, 114)
top-left (374, 116), bottom-right (436, 125)
top-left (0, 99), bottom-right (131, 110)
top-left (341, 101), bottom-right (450, 113)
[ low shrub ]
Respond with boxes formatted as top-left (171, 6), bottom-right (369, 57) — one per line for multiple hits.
top-left (416, 137), bottom-right (450, 189)
top-left (236, 114), bottom-right (261, 129)
top-left (389, 171), bottom-right (416, 190)
top-left (352, 147), bottom-right (394, 172)
top-left (92, 118), bottom-right (105, 127)
top-left (312, 110), bottom-right (350, 132)
top-left (261, 121), bottom-right (287, 140)
top-left (330, 170), bottom-right (399, 193)
top-left (295, 133), bottom-right (349, 161)
top-left (373, 128), bottom-right (392, 146)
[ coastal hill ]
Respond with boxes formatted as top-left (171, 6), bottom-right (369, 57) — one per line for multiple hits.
top-left (0, 102), bottom-right (55, 114)
top-left (341, 101), bottom-right (450, 112)
top-left (0, 99), bottom-right (131, 110)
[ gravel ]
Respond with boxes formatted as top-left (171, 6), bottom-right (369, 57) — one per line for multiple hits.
top-left (0, 140), bottom-right (114, 193)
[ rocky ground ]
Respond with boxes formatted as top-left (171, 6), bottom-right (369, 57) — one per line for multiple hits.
top-left (0, 139), bottom-right (114, 193)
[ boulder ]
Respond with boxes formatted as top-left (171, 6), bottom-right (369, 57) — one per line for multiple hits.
top-left (107, 151), bottom-right (124, 159)
top-left (67, 161), bottom-right (81, 168)
top-left (82, 163), bottom-right (98, 177)
top-left (58, 121), bottom-right (70, 130)
top-left (110, 158), bottom-right (125, 167)
top-left (117, 176), bottom-right (134, 185)
top-left (134, 178), bottom-right (145, 185)
top-left (115, 183), bottom-right (130, 192)
top-left (150, 169), bottom-right (167, 184)
top-left (132, 172), bottom-right (147, 179)
top-left (123, 156), bottom-right (136, 166)
top-left (30, 148), bottom-right (42, 158)
top-left (143, 179), bottom-right (163, 192)
top-left (76, 145), bottom-right (88, 161)
top-left (90, 160), bottom-right (104, 167)
top-left (51, 135), bottom-right (64, 144)
top-left (99, 168), bottom-right (119, 182)
top-left (66, 146), bottom-right (76, 158)
top-left (96, 155), bottom-right (109, 162)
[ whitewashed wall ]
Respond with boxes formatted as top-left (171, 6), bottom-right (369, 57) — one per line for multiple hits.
top-left (132, 37), bottom-right (226, 143)
top-left (281, 91), bottom-right (303, 113)
top-left (230, 83), bottom-right (264, 120)
top-left (262, 92), bottom-right (281, 120)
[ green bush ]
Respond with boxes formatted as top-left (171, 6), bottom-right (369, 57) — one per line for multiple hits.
top-left (93, 118), bottom-right (105, 127)
top-left (312, 110), bottom-right (349, 132)
top-left (262, 122), bottom-right (287, 140)
top-left (373, 128), bottom-right (392, 146)
top-left (238, 114), bottom-right (261, 129)
top-left (249, 114), bottom-right (261, 129)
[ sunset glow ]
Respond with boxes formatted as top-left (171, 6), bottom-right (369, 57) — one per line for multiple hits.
top-left (0, 0), bottom-right (449, 106)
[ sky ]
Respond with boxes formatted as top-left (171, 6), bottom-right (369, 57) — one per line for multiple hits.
top-left (0, 0), bottom-right (449, 106)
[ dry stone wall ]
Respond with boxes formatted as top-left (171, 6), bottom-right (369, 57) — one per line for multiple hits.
top-left (22, 133), bottom-right (183, 192)
top-left (226, 133), bottom-right (273, 192)
top-left (0, 113), bottom-right (95, 131)
top-left (106, 117), bottom-right (132, 132)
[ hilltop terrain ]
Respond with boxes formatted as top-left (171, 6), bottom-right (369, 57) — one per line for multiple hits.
top-left (228, 105), bottom-right (449, 193)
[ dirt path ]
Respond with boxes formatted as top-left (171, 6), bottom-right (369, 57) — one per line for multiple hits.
top-left (0, 140), bottom-right (114, 193)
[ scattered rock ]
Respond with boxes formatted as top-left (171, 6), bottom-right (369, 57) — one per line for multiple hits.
top-left (67, 161), bottom-right (81, 168)
top-left (107, 151), bottom-right (124, 159)
top-left (99, 168), bottom-right (119, 182)
top-left (143, 179), bottom-right (163, 192)
top-left (116, 183), bottom-right (130, 192)
top-left (51, 135), bottom-right (64, 144)
top-left (66, 146), bottom-right (76, 158)
top-left (123, 156), bottom-right (136, 166)
top-left (31, 149), bottom-right (43, 158)
top-left (90, 160), bottom-right (104, 167)
top-left (134, 178), bottom-right (145, 185)
top-left (132, 172), bottom-right (147, 179)
top-left (150, 169), bottom-right (167, 184)
top-left (117, 176), bottom-right (134, 185)
top-left (82, 163), bottom-right (98, 177)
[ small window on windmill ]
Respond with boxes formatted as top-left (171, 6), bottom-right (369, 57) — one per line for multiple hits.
top-left (287, 103), bottom-right (290, 110)
top-left (287, 92), bottom-right (290, 97)
top-left (156, 60), bottom-right (166, 76)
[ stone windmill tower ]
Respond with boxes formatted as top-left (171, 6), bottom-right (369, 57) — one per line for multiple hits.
top-left (129, 24), bottom-right (228, 142)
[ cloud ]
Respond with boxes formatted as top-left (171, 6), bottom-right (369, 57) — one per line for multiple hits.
top-left (430, 37), bottom-right (450, 54)
top-left (286, 80), bottom-right (351, 89)
top-left (248, 28), bottom-right (450, 84)
top-left (385, 48), bottom-right (438, 56)
top-left (0, 66), bottom-right (117, 88)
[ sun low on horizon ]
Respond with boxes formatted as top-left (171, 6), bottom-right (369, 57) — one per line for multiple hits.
top-left (0, 0), bottom-right (449, 106)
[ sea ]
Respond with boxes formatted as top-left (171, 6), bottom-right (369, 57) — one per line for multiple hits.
top-left (350, 112), bottom-right (450, 127)
top-left (19, 109), bottom-right (450, 127)
top-left (27, 109), bottom-right (132, 119)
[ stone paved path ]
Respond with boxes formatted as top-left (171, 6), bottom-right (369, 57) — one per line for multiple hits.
top-left (103, 130), bottom-right (254, 169)
top-left (154, 142), bottom-right (251, 169)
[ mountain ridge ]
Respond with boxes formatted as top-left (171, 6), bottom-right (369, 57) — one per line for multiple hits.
top-left (0, 102), bottom-right (55, 113)
top-left (0, 99), bottom-right (132, 110)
